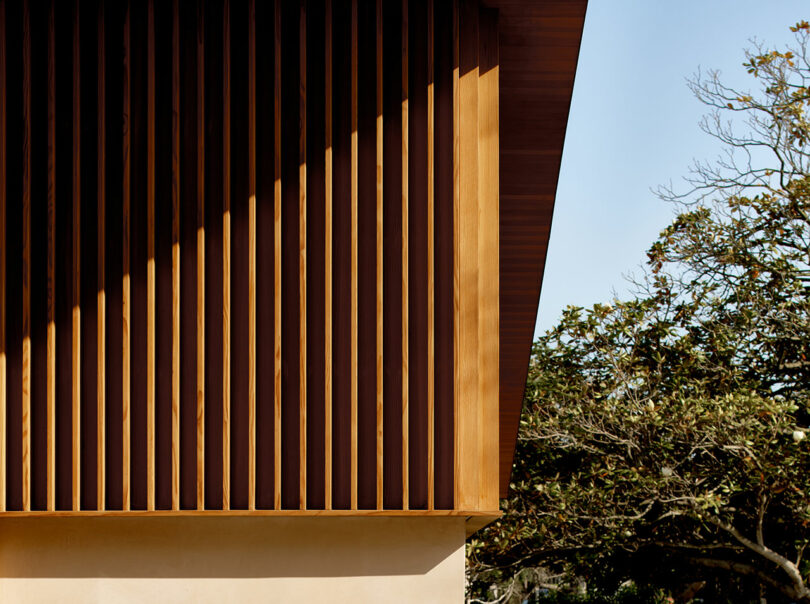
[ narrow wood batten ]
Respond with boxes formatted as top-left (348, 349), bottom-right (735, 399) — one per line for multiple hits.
top-left (273, 0), bottom-right (283, 512)
top-left (298, 0), bottom-right (307, 511)
top-left (145, 0), bottom-right (156, 513)
top-left (221, 0), bottom-right (231, 512)
top-left (374, 0), bottom-right (384, 512)
top-left (121, 0), bottom-right (131, 512)
top-left (323, 0), bottom-right (333, 512)
top-left (195, 0), bottom-right (205, 512)
top-left (170, 0), bottom-right (180, 512)
top-left (349, 0), bottom-right (359, 512)
top-left (0, 0), bottom-right (505, 516)
top-left (96, 0), bottom-right (106, 512)
top-left (46, 1), bottom-right (55, 513)
top-left (0, 0), bottom-right (6, 514)
top-left (247, 0), bottom-right (257, 512)
top-left (71, 0), bottom-right (82, 512)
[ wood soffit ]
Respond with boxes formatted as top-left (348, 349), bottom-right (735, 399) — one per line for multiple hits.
top-left (485, 0), bottom-right (588, 497)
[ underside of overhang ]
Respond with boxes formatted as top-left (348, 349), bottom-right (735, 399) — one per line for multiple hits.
top-left (489, 0), bottom-right (587, 497)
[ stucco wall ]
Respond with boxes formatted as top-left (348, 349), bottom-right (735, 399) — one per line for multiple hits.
top-left (0, 516), bottom-right (465, 603)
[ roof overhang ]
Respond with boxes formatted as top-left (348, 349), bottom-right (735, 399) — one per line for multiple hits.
top-left (489, 0), bottom-right (587, 497)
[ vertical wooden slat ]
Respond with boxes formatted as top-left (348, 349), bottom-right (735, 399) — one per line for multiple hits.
top-left (298, 0), bottom-right (307, 511)
top-left (72, 0), bottom-right (82, 511)
top-left (171, 0), bottom-right (181, 512)
top-left (247, 0), bottom-right (256, 511)
top-left (196, 0), bottom-right (205, 511)
top-left (122, 0), bottom-right (131, 512)
top-left (455, 0), bottom-right (480, 511)
top-left (375, 0), bottom-right (384, 511)
top-left (478, 8), bottom-right (499, 510)
top-left (273, 0), bottom-right (282, 511)
top-left (401, 0), bottom-right (409, 511)
top-left (350, 0), bottom-right (358, 511)
top-left (0, 0), bottom-right (6, 513)
top-left (426, 0), bottom-right (435, 511)
top-left (146, 0), bottom-right (156, 512)
top-left (323, 0), bottom-right (333, 511)
top-left (21, 0), bottom-right (30, 513)
top-left (47, 1), bottom-right (56, 512)
top-left (451, 0), bottom-right (460, 511)
top-left (221, 0), bottom-right (231, 512)
top-left (97, 0), bottom-right (106, 512)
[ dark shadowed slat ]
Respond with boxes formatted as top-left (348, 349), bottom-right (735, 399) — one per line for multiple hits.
top-left (375, 0), bottom-right (383, 511)
top-left (222, 0), bottom-right (231, 511)
top-left (122, 0), bottom-right (131, 512)
top-left (400, 0), bottom-right (409, 511)
top-left (46, 1), bottom-right (56, 512)
top-left (96, 0), bottom-right (106, 512)
top-left (434, 0), bottom-right (455, 510)
top-left (170, 0), bottom-right (180, 512)
top-left (247, 0), bottom-right (256, 511)
top-left (72, 0), bottom-right (82, 511)
top-left (426, 0), bottom-right (435, 511)
top-left (273, 0), bottom-right (282, 511)
top-left (21, 0), bottom-right (31, 512)
top-left (323, 0), bottom-right (332, 511)
top-left (298, 0), bottom-right (307, 511)
top-left (146, 0), bottom-right (156, 512)
top-left (349, 0), bottom-right (358, 512)
top-left (0, 0), bottom-right (6, 514)
top-left (196, 0), bottom-right (205, 511)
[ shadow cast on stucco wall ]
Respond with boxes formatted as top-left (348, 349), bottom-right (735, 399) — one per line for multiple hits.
top-left (0, 516), bottom-right (464, 578)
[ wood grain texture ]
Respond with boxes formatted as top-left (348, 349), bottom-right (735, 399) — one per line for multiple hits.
top-left (426, 0), bottom-right (435, 511)
top-left (401, 0), bottom-right (409, 511)
top-left (323, 0), bottom-right (332, 511)
top-left (489, 0), bottom-right (586, 497)
top-left (478, 7), bottom-right (499, 511)
top-left (451, 0), bottom-right (460, 512)
top-left (171, 0), bottom-right (181, 512)
top-left (0, 0), bottom-right (582, 517)
top-left (72, 0), bottom-right (82, 511)
top-left (221, 0), bottom-right (231, 511)
top-left (122, 0), bottom-right (131, 512)
top-left (455, 0), bottom-right (480, 511)
top-left (248, 0), bottom-right (256, 511)
top-left (0, 0), bottom-right (5, 514)
top-left (349, 0), bottom-right (358, 511)
top-left (273, 0), bottom-right (282, 511)
top-left (96, 0), bottom-right (106, 511)
top-left (146, 0), bottom-right (156, 512)
top-left (196, 0), bottom-right (205, 511)
top-left (21, 0), bottom-right (30, 513)
top-left (375, 0), bottom-right (384, 511)
top-left (47, 1), bottom-right (56, 512)
top-left (298, 0), bottom-right (307, 511)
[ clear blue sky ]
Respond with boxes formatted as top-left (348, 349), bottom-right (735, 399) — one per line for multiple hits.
top-left (535, 1), bottom-right (809, 337)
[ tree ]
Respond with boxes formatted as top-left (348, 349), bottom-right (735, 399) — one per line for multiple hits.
top-left (468, 23), bottom-right (810, 603)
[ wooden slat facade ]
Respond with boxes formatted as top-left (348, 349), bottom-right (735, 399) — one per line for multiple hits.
top-left (0, 0), bottom-right (573, 516)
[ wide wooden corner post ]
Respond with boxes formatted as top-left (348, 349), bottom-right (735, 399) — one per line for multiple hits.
top-left (454, 0), bottom-right (499, 514)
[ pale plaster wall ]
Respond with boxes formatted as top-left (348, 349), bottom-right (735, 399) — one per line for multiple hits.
top-left (0, 516), bottom-right (466, 603)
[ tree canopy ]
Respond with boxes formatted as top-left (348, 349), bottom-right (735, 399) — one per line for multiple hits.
top-left (468, 23), bottom-right (810, 603)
